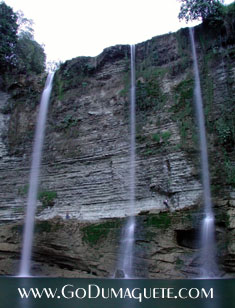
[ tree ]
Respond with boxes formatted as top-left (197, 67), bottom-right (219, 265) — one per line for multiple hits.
top-left (15, 10), bottom-right (45, 74)
top-left (0, 1), bottom-right (18, 70)
top-left (16, 10), bottom-right (34, 36)
top-left (0, 1), bottom-right (46, 76)
top-left (178, 0), bottom-right (224, 22)
top-left (16, 31), bottom-right (46, 74)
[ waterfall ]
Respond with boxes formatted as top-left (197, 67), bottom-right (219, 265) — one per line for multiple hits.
top-left (19, 73), bottom-right (54, 277)
top-left (129, 44), bottom-right (136, 222)
top-left (189, 28), bottom-right (218, 277)
top-left (116, 45), bottom-right (136, 278)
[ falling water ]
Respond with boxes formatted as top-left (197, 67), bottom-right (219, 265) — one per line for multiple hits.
top-left (189, 28), bottom-right (218, 277)
top-left (117, 45), bottom-right (136, 278)
top-left (19, 73), bottom-right (54, 277)
top-left (129, 44), bottom-right (136, 223)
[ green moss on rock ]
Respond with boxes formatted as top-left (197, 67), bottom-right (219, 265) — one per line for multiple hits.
top-left (135, 68), bottom-right (167, 112)
top-left (145, 212), bottom-right (171, 229)
top-left (81, 221), bottom-right (121, 246)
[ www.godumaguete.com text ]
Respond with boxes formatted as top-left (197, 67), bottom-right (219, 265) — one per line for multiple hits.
top-left (18, 284), bottom-right (214, 303)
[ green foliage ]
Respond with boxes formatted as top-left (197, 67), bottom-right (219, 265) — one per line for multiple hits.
top-left (62, 114), bottom-right (78, 128)
top-left (136, 68), bottom-right (167, 112)
top-left (12, 220), bottom-right (60, 234)
top-left (170, 78), bottom-right (196, 145)
top-left (197, 3), bottom-right (235, 52)
top-left (16, 31), bottom-right (46, 74)
top-left (35, 221), bottom-right (52, 233)
top-left (174, 79), bottom-right (194, 104)
top-left (138, 130), bottom-right (172, 157)
top-left (198, 30), bottom-right (234, 189)
top-left (211, 151), bottom-right (235, 189)
top-left (119, 72), bottom-right (130, 97)
top-left (0, 2), bottom-right (46, 75)
top-left (136, 134), bottom-right (148, 143)
top-left (215, 210), bottom-right (230, 228)
top-left (38, 190), bottom-right (57, 207)
top-left (145, 213), bottom-right (171, 229)
top-left (224, 159), bottom-right (235, 187)
top-left (18, 186), bottom-right (58, 205)
top-left (11, 224), bottom-right (23, 234)
top-left (170, 78), bottom-right (195, 148)
top-left (206, 1), bottom-right (235, 27)
top-left (81, 221), bottom-right (121, 246)
top-left (175, 28), bottom-right (190, 56)
top-left (56, 114), bottom-right (78, 131)
top-left (35, 221), bottom-right (60, 233)
top-left (152, 133), bottom-right (161, 143)
top-left (161, 131), bottom-right (172, 144)
top-left (178, 0), bottom-right (223, 22)
top-left (200, 52), bottom-right (214, 108)
top-left (57, 57), bottom-right (96, 92)
top-left (16, 10), bottom-right (34, 37)
top-left (56, 77), bottom-right (64, 100)
top-left (0, 1), bottom-right (18, 70)
top-left (215, 118), bottom-right (233, 146)
top-left (143, 147), bottom-right (156, 156)
top-left (151, 131), bottom-right (172, 145)
top-left (53, 71), bottom-right (68, 100)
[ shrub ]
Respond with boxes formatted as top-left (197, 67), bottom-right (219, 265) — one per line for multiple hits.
top-left (38, 190), bottom-right (57, 207)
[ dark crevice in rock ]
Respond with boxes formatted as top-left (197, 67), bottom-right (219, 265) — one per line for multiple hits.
top-left (175, 229), bottom-right (200, 249)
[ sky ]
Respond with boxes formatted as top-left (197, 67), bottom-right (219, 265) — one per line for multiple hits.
top-left (4, 0), bottom-right (235, 64)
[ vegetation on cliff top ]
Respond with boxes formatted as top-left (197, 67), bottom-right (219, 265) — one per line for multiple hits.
top-left (178, 0), bottom-right (226, 22)
top-left (0, 1), bottom-right (17, 71)
top-left (0, 1), bottom-right (45, 77)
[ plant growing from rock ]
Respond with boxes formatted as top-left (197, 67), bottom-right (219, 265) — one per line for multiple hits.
top-left (38, 190), bottom-right (57, 207)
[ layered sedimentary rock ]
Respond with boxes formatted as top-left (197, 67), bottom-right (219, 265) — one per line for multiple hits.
top-left (0, 16), bottom-right (234, 277)
top-left (0, 41), bottom-right (203, 221)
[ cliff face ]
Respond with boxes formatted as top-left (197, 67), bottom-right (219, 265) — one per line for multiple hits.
top-left (0, 40), bottom-right (203, 222)
top-left (0, 15), bottom-right (234, 277)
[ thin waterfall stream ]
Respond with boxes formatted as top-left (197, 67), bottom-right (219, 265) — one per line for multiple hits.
top-left (117, 45), bottom-right (136, 278)
top-left (189, 28), bottom-right (218, 277)
top-left (19, 73), bottom-right (54, 277)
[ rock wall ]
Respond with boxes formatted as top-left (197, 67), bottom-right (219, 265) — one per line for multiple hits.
top-left (0, 15), bottom-right (234, 277)
top-left (0, 42), bottom-right (203, 222)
